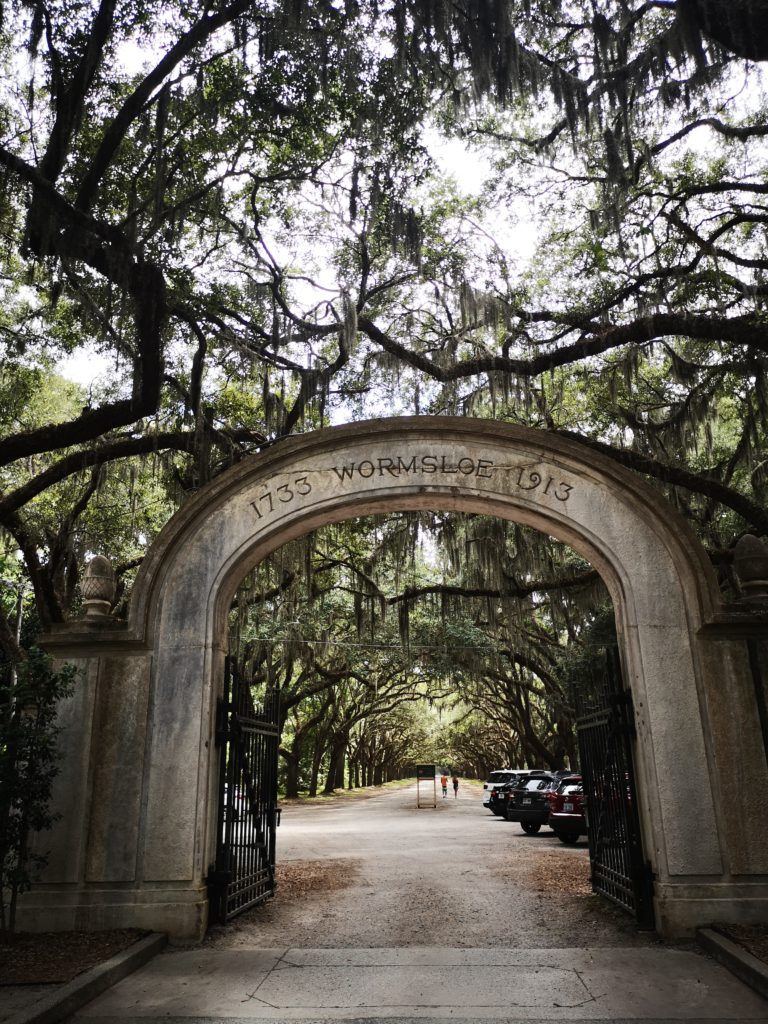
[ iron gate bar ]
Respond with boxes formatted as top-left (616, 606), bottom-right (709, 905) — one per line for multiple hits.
top-left (207, 657), bottom-right (281, 925)
top-left (574, 646), bottom-right (654, 929)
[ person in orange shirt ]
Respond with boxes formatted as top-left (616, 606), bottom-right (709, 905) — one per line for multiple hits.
top-left (440, 773), bottom-right (448, 798)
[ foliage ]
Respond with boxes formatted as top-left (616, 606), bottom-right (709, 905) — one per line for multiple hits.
top-left (1, 4), bottom-right (767, 613)
top-left (0, 649), bottom-right (76, 932)
top-left (232, 512), bottom-right (607, 792)
top-left (1, 3), bottom-right (768, 809)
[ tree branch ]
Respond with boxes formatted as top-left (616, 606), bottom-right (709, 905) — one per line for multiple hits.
top-left (554, 430), bottom-right (768, 535)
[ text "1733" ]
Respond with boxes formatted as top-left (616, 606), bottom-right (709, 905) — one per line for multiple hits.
top-left (251, 476), bottom-right (312, 518)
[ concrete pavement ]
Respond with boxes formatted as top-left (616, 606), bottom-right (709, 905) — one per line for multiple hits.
top-left (1, 935), bottom-right (166, 1024)
top-left (69, 945), bottom-right (767, 1022)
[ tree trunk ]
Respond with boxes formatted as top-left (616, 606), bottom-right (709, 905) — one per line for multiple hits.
top-left (323, 735), bottom-right (347, 795)
top-left (283, 747), bottom-right (300, 799)
top-left (309, 729), bottom-right (327, 797)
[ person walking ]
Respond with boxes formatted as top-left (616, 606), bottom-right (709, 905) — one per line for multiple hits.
top-left (440, 772), bottom-right (448, 798)
top-left (452, 773), bottom-right (459, 799)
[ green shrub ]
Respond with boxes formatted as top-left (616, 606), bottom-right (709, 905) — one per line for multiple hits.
top-left (0, 649), bottom-right (76, 932)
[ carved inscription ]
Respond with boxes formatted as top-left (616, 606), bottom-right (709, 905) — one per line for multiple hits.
top-left (250, 475), bottom-right (312, 519)
top-left (250, 454), bottom-right (574, 521)
top-left (333, 454), bottom-right (493, 480)
top-left (515, 466), bottom-right (573, 502)
top-left (332, 456), bottom-right (573, 502)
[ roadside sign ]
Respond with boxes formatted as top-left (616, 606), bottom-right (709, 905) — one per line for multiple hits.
top-left (415, 763), bottom-right (437, 807)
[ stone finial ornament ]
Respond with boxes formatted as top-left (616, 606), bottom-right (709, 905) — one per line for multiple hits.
top-left (733, 534), bottom-right (768, 604)
top-left (81, 555), bottom-right (116, 618)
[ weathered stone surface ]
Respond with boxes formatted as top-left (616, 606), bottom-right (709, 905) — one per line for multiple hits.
top-left (21, 418), bottom-right (768, 940)
top-left (85, 655), bottom-right (152, 882)
top-left (32, 657), bottom-right (99, 884)
top-left (141, 643), bottom-right (217, 883)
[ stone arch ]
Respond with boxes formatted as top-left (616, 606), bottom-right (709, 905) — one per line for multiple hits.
top-left (30, 418), bottom-right (768, 941)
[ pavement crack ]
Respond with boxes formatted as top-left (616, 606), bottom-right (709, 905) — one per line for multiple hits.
top-left (568, 967), bottom-right (603, 1007)
top-left (241, 949), bottom-right (290, 1005)
top-left (240, 993), bottom-right (280, 1008)
top-left (271, 948), bottom-right (304, 970)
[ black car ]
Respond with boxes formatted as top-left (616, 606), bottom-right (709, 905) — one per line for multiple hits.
top-left (497, 770), bottom-right (551, 819)
top-left (505, 773), bottom-right (560, 834)
top-left (488, 771), bottom-right (527, 815)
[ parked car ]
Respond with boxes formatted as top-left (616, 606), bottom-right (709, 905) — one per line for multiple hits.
top-left (505, 773), bottom-right (561, 834)
top-left (482, 770), bottom-right (520, 812)
top-left (487, 771), bottom-right (529, 815)
top-left (497, 770), bottom-right (550, 819)
top-left (548, 776), bottom-right (587, 844)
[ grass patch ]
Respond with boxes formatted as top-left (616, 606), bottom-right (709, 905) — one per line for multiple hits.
top-left (280, 776), bottom-right (417, 805)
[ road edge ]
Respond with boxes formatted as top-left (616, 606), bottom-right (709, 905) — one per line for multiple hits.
top-left (5, 932), bottom-right (167, 1024)
top-left (697, 926), bottom-right (768, 1000)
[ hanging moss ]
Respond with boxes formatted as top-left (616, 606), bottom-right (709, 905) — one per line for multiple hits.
top-left (398, 598), bottom-right (410, 649)
top-left (679, 0), bottom-right (768, 62)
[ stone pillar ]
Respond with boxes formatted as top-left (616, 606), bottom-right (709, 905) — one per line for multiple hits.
top-left (686, 535), bottom-right (768, 934)
top-left (18, 555), bottom-right (159, 933)
top-left (733, 535), bottom-right (768, 764)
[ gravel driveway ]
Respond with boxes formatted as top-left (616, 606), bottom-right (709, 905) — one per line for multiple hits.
top-left (205, 781), bottom-right (658, 950)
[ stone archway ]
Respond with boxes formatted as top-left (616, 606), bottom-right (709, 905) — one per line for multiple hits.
top-left (24, 418), bottom-right (768, 941)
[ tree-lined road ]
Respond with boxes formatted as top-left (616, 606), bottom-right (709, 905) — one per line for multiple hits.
top-left (71, 783), bottom-right (768, 1023)
top-left (205, 781), bottom-right (648, 950)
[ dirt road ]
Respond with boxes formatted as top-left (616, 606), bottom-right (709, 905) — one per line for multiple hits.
top-left (205, 781), bottom-right (657, 950)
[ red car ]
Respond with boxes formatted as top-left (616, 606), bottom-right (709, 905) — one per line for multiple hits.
top-left (548, 776), bottom-right (587, 844)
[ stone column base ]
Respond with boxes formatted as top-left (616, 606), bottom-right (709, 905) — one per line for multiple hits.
top-left (15, 884), bottom-right (209, 943)
top-left (18, 878), bottom-right (768, 944)
top-left (655, 881), bottom-right (768, 939)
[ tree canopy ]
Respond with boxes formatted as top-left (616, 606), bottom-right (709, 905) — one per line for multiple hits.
top-left (2, 1), bottom-right (767, 785)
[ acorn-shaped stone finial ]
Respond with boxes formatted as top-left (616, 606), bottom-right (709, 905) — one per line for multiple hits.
top-left (81, 555), bottom-right (116, 618)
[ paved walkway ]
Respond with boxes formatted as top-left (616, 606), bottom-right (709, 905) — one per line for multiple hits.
top-left (4, 787), bottom-right (767, 1023)
top-left (71, 945), bottom-right (767, 1023)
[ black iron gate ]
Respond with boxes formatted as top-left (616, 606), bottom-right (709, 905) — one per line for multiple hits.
top-left (574, 646), bottom-right (654, 928)
top-left (207, 657), bottom-right (281, 924)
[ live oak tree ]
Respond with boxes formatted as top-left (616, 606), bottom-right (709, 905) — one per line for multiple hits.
top-left (230, 513), bottom-right (607, 790)
top-left (0, 0), bottom-right (433, 641)
top-left (2, 2), bottom-right (768, 772)
top-left (232, 519), bottom-right (454, 793)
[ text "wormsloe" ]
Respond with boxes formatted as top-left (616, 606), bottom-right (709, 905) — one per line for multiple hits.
top-left (332, 454), bottom-right (494, 480)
